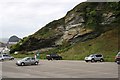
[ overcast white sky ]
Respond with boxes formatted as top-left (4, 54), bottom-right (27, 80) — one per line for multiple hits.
top-left (0, 0), bottom-right (86, 39)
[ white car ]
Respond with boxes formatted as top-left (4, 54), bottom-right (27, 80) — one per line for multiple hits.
top-left (85, 54), bottom-right (104, 62)
top-left (0, 54), bottom-right (14, 61)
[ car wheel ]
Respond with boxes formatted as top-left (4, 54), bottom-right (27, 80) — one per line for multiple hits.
top-left (21, 62), bottom-right (25, 66)
top-left (117, 61), bottom-right (120, 64)
top-left (12, 58), bottom-right (14, 60)
top-left (100, 59), bottom-right (104, 62)
top-left (10, 58), bottom-right (14, 60)
top-left (91, 59), bottom-right (95, 62)
top-left (47, 57), bottom-right (51, 60)
top-left (60, 57), bottom-right (62, 60)
top-left (85, 60), bottom-right (88, 62)
top-left (1, 59), bottom-right (4, 61)
top-left (56, 58), bottom-right (59, 60)
top-left (35, 62), bottom-right (38, 65)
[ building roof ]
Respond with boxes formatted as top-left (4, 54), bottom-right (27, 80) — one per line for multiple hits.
top-left (9, 35), bottom-right (20, 42)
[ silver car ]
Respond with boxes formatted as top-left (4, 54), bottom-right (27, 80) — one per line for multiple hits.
top-left (85, 54), bottom-right (104, 62)
top-left (16, 57), bottom-right (39, 66)
top-left (0, 54), bottom-right (14, 61)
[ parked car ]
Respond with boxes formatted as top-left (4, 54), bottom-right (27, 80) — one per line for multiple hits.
top-left (0, 54), bottom-right (14, 61)
top-left (85, 54), bottom-right (104, 62)
top-left (16, 57), bottom-right (39, 66)
top-left (115, 52), bottom-right (120, 64)
top-left (46, 54), bottom-right (62, 60)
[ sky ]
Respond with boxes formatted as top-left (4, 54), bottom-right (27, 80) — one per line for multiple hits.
top-left (0, 0), bottom-right (87, 39)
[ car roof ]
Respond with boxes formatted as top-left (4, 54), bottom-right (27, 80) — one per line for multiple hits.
top-left (1, 54), bottom-right (9, 55)
top-left (49, 53), bottom-right (58, 55)
top-left (24, 57), bottom-right (31, 58)
top-left (23, 57), bottom-right (35, 59)
top-left (91, 54), bottom-right (103, 55)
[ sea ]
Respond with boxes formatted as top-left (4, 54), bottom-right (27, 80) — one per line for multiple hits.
top-left (0, 38), bottom-right (9, 43)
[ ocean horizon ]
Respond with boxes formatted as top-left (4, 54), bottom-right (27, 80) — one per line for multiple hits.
top-left (0, 38), bottom-right (9, 43)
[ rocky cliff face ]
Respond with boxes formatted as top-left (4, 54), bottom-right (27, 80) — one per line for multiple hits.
top-left (10, 2), bottom-right (120, 52)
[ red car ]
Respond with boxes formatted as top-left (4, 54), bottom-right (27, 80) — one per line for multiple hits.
top-left (115, 52), bottom-right (120, 64)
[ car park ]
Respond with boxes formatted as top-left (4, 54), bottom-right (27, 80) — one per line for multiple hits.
top-left (115, 52), bottom-right (120, 64)
top-left (85, 54), bottom-right (104, 62)
top-left (0, 54), bottom-right (14, 61)
top-left (46, 53), bottom-right (62, 60)
top-left (16, 57), bottom-right (39, 66)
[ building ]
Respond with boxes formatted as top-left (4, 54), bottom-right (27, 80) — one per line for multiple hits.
top-left (0, 47), bottom-right (4, 53)
top-left (7, 35), bottom-right (21, 48)
top-left (0, 47), bottom-right (10, 54)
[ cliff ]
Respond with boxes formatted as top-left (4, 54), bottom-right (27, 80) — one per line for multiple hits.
top-left (10, 2), bottom-right (120, 61)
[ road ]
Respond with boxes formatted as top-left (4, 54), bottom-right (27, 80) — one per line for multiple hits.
top-left (0, 59), bottom-right (118, 78)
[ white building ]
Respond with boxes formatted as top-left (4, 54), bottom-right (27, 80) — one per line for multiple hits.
top-left (0, 47), bottom-right (4, 53)
top-left (0, 47), bottom-right (10, 54)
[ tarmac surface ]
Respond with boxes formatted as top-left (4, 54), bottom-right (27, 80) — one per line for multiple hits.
top-left (0, 59), bottom-right (118, 78)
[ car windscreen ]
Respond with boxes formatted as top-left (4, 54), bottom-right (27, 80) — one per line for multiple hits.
top-left (3, 55), bottom-right (10, 57)
top-left (89, 55), bottom-right (94, 57)
top-left (117, 53), bottom-right (120, 57)
top-left (31, 58), bottom-right (35, 60)
top-left (22, 57), bottom-right (30, 61)
top-left (51, 54), bottom-right (58, 56)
